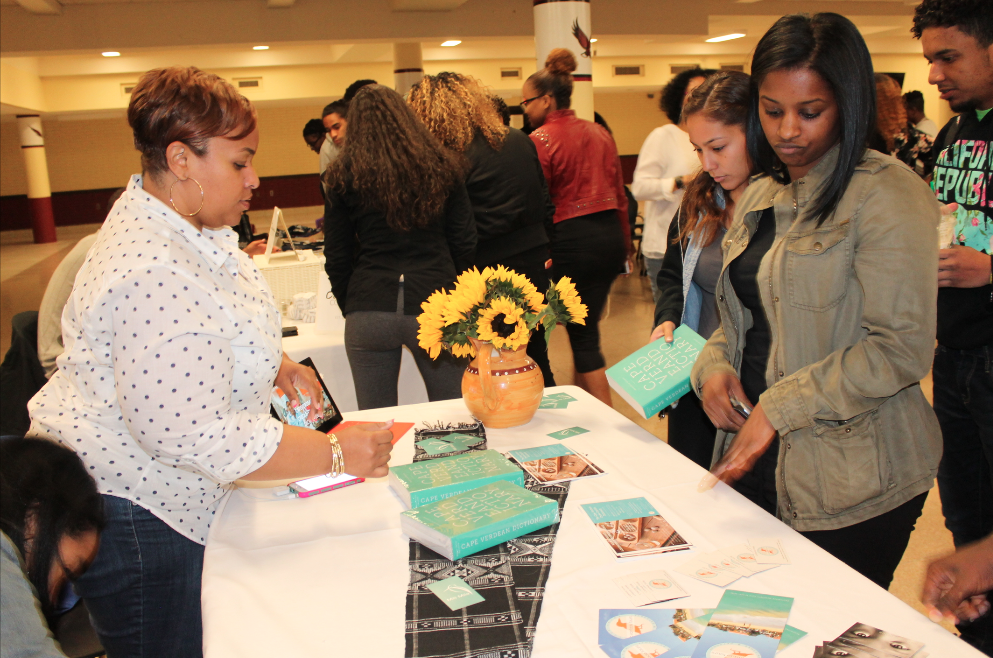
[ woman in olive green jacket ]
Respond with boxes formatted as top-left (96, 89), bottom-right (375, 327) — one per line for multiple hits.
top-left (690, 13), bottom-right (941, 589)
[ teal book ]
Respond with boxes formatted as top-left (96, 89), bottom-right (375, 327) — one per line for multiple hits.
top-left (388, 449), bottom-right (524, 509)
top-left (399, 481), bottom-right (559, 560)
top-left (605, 325), bottom-right (707, 419)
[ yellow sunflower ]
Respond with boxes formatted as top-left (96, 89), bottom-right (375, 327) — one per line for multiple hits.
top-left (476, 297), bottom-right (530, 350)
top-left (442, 290), bottom-right (475, 325)
top-left (453, 267), bottom-right (488, 305)
top-left (487, 264), bottom-right (512, 282)
top-left (554, 277), bottom-right (588, 325)
top-left (451, 341), bottom-right (476, 359)
top-left (508, 271), bottom-right (544, 312)
top-left (417, 290), bottom-right (450, 359)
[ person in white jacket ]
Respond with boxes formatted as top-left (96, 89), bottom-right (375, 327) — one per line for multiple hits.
top-left (632, 68), bottom-right (715, 302)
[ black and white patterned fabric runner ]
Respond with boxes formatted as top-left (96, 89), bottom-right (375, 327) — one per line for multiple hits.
top-left (404, 422), bottom-right (571, 658)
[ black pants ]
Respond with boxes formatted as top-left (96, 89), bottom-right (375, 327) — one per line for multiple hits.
top-left (932, 344), bottom-right (993, 655)
top-left (550, 211), bottom-right (626, 373)
top-left (666, 392), bottom-right (718, 469)
top-left (801, 493), bottom-right (927, 590)
top-left (735, 439), bottom-right (927, 589)
top-left (480, 245), bottom-right (556, 387)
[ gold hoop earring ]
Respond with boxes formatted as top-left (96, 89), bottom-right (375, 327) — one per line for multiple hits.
top-left (169, 177), bottom-right (204, 217)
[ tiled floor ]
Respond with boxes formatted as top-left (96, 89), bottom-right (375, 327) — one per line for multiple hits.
top-left (0, 206), bottom-right (955, 634)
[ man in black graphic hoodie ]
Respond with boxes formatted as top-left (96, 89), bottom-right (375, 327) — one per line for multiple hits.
top-left (914, 0), bottom-right (993, 652)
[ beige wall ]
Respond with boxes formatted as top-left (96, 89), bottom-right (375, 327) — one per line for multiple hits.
top-left (0, 52), bottom-right (944, 198)
top-left (0, 104), bottom-right (331, 197)
top-left (593, 91), bottom-right (670, 156)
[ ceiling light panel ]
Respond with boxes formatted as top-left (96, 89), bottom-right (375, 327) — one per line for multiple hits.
top-left (705, 33), bottom-right (746, 43)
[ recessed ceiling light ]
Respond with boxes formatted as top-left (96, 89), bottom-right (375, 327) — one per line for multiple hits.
top-left (590, 38), bottom-right (598, 43)
top-left (440, 40), bottom-right (461, 47)
top-left (705, 33), bottom-right (746, 43)
top-left (253, 45), bottom-right (270, 51)
top-left (102, 51), bottom-right (120, 57)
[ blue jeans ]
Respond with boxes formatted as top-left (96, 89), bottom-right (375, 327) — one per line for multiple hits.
top-left (73, 495), bottom-right (205, 658)
top-left (934, 344), bottom-right (993, 656)
top-left (644, 256), bottom-right (663, 305)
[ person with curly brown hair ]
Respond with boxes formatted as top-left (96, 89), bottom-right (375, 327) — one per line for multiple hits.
top-left (868, 73), bottom-right (934, 178)
top-left (521, 48), bottom-right (632, 406)
top-left (323, 84), bottom-right (476, 410)
top-left (408, 72), bottom-right (556, 385)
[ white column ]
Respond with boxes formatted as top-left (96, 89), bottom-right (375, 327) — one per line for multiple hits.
top-left (393, 42), bottom-right (424, 97)
top-left (16, 114), bottom-right (57, 243)
top-left (533, 0), bottom-right (593, 121)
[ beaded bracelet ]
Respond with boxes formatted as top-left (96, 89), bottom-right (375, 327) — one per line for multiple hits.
top-left (328, 433), bottom-right (344, 478)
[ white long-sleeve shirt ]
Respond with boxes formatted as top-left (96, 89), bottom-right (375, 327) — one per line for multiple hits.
top-left (28, 175), bottom-right (284, 544)
top-left (319, 137), bottom-right (339, 193)
top-left (630, 123), bottom-right (699, 258)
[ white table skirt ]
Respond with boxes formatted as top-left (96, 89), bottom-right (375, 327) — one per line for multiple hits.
top-left (202, 386), bottom-right (978, 658)
top-left (281, 321), bottom-right (429, 413)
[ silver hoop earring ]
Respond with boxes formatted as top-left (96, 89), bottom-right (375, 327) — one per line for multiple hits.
top-left (169, 177), bottom-right (204, 217)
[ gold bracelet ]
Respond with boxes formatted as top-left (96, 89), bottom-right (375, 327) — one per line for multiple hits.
top-left (328, 433), bottom-right (344, 478)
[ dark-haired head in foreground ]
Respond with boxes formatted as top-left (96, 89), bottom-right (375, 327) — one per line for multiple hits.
top-left (748, 12), bottom-right (875, 226)
top-left (1, 437), bottom-right (105, 624)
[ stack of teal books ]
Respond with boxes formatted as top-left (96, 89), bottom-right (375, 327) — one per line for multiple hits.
top-left (605, 325), bottom-right (707, 419)
top-left (400, 480), bottom-right (559, 560)
top-left (388, 449), bottom-right (524, 509)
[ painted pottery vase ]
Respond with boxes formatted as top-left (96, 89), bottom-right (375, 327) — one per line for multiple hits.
top-left (462, 338), bottom-right (543, 428)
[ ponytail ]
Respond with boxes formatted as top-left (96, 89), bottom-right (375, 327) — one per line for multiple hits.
top-left (526, 48), bottom-right (577, 109)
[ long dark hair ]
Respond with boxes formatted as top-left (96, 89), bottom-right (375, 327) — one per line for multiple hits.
top-left (0, 437), bottom-right (105, 623)
top-left (747, 13), bottom-right (875, 226)
top-left (678, 71), bottom-right (753, 248)
top-left (326, 84), bottom-right (463, 231)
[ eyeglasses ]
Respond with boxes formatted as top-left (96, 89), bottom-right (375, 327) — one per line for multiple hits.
top-left (520, 94), bottom-right (547, 108)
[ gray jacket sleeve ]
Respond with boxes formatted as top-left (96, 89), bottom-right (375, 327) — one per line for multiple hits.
top-left (1, 533), bottom-right (65, 658)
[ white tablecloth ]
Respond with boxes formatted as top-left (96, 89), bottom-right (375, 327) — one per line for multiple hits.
top-left (202, 386), bottom-right (978, 658)
top-left (281, 322), bottom-right (428, 412)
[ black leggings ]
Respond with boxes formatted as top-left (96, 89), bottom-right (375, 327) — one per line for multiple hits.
top-left (551, 211), bottom-right (626, 373)
top-left (735, 444), bottom-right (927, 589)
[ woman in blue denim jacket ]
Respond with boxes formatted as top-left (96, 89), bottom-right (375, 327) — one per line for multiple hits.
top-left (651, 71), bottom-right (756, 468)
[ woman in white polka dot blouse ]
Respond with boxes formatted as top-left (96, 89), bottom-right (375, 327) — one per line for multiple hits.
top-left (26, 67), bottom-right (394, 658)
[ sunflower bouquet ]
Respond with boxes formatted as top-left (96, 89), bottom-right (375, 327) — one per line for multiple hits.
top-left (417, 265), bottom-right (587, 359)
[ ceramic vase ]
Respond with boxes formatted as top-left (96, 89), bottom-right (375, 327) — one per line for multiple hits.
top-left (462, 338), bottom-right (543, 428)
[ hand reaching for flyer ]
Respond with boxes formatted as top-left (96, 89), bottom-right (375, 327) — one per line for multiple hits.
top-left (698, 401), bottom-right (777, 493)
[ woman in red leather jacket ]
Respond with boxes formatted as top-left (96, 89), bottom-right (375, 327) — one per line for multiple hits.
top-left (522, 48), bottom-right (632, 406)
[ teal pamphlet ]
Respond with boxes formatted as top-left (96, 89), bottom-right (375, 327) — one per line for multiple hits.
top-left (399, 480), bottom-right (559, 560)
top-left (605, 325), bottom-right (707, 419)
top-left (388, 449), bottom-right (524, 509)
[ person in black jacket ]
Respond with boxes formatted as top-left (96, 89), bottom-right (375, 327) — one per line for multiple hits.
top-left (649, 71), bottom-right (755, 468)
top-left (408, 72), bottom-right (557, 385)
top-left (323, 84), bottom-right (476, 410)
